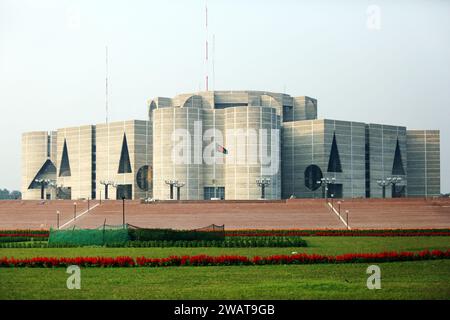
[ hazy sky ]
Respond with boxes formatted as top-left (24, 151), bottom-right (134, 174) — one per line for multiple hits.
top-left (0, 0), bottom-right (449, 192)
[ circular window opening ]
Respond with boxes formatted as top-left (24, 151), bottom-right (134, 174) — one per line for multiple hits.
top-left (136, 165), bottom-right (152, 191)
top-left (304, 165), bottom-right (323, 191)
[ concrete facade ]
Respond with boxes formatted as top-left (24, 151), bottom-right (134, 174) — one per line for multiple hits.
top-left (365, 124), bottom-right (407, 198)
top-left (95, 120), bottom-right (152, 200)
top-left (21, 90), bottom-right (440, 200)
top-left (281, 119), bottom-right (366, 199)
top-left (406, 130), bottom-right (440, 197)
top-left (56, 125), bottom-right (95, 200)
top-left (21, 131), bottom-right (57, 200)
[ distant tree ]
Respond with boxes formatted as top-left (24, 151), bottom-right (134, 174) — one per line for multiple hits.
top-left (10, 190), bottom-right (22, 199)
top-left (0, 188), bottom-right (22, 200)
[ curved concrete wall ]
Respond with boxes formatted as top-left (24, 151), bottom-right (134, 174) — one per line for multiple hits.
top-left (152, 107), bottom-right (203, 200)
top-left (224, 106), bottom-right (281, 200)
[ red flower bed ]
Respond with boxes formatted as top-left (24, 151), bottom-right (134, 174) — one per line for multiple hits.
top-left (1, 249), bottom-right (449, 268)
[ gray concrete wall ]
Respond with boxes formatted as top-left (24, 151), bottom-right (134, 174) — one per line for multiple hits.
top-left (21, 131), bottom-right (57, 200)
top-left (282, 119), bottom-right (366, 199)
top-left (56, 125), bottom-right (94, 200)
top-left (366, 124), bottom-right (407, 198)
top-left (406, 130), bottom-right (440, 197)
top-left (96, 120), bottom-right (152, 200)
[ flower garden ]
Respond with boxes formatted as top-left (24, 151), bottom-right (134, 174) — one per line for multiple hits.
top-left (1, 228), bottom-right (449, 299)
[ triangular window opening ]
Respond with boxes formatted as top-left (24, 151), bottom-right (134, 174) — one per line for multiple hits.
top-left (327, 132), bottom-right (343, 173)
top-left (59, 139), bottom-right (71, 177)
top-left (28, 159), bottom-right (56, 189)
top-left (392, 138), bottom-right (405, 175)
top-left (118, 133), bottom-right (132, 174)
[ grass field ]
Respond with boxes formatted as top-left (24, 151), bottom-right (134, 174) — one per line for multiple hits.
top-left (0, 236), bottom-right (449, 299)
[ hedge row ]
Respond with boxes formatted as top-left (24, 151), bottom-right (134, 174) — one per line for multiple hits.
top-left (0, 242), bottom-right (48, 248)
top-left (106, 237), bottom-right (307, 248)
top-left (0, 237), bottom-right (307, 248)
top-left (0, 230), bottom-right (49, 236)
top-left (225, 229), bottom-right (450, 237)
top-left (1, 249), bottom-right (448, 268)
top-left (0, 237), bottom-right (36, 243)
top-left (129, 228), bottom-right (224, 241)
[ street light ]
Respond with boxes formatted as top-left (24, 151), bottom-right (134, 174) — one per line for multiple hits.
top-left (73, 202), bottom-right (77, 220)
top-left (256, 178), bottom-right (271, 199)
top-left (174, 181), bottom-right (185, 201)
top-left (35, 178), bottom-right (52, 200)
top-left (389, 177), bottom-right (402, 197)
top-left (100, 180), bottom-right (117, 200)
top-left (165, 180), bottom-right (178, 200)
top-left (122, 196), bottom-right (126, 227)
top-left (345, 210), bottom-right (350, 230)
top-left (377, 176), bottom-right (402, 198)
top-left (316, 177), bottom-right (336, 200)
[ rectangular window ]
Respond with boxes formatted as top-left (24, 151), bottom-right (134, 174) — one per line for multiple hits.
top-left (204, 187), bottom-right (225, 200)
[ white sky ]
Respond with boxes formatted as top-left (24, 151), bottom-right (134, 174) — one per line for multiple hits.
top-left (0, 0), bottom-right (449, 192)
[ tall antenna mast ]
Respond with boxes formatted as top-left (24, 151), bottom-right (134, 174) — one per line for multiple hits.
top-left (212, 34), bottom-right (215, 91)
top-left (105, 45), bottom-right (109, 124)
top-left (205, 2), bottom-right (209, 91)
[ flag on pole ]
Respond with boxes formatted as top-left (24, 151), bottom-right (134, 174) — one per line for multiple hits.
top-left (216, 144), bottom-right (228, 154)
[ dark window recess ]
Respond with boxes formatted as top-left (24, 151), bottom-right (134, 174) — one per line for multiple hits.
top-left (28, 159), bottom-right (56, 189)
top-left (59, 139), bottom-right (71, 177)
top-left (214, 103), bottom-right (248, 109)
top-left (117, 184), bottom-right (132, 200)
top-left (327, 133), bottom-right (343, 173)
top-left (283, 105), bottom-right (294, 122)
top-left (327, 184), bottom-right (343, 198)
top-left (47, 135), bottom-right (51, 158)
top-left (91, 128), bottom-right (96, 199)
top-left (365, 126), bottom-right (371, 198)
top-left (391, 138), bottom-right (405, 175)
top-left (118, 134), bottom-right (132, 174)
top-left (304, 165), bottom-right (323, 191)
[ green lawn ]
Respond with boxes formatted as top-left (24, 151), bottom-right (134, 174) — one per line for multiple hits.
top-left (1, 236), bottom-right (449, 258)
top-left (0, 236), bottom-right (449, 300)
top-left (1, 261), bottom-right (449, 299)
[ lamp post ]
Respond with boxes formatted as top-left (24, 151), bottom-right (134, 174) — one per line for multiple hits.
top-left (73, 202), bottom-right (77, 220)
top-left (256, 178), bottom-right (271, 199)
top-left (165, 180), bottom-right (178, 200)
top-left (377, 176), bottom-right (402, 198)
top-left (174, 181), bottom-right (185, 201)
top-left (122, 196), bottom-right (126, 227)
top-left (100, 180), bottom-right (117, 200)
top-left (389, 176), bottom-right (402, 198)
top-left (317, 177), bottom-right (336, 200)
top-left (35, 178), bottom-right (51, 200)
top-left (345, 210), bottom-right (350, 230)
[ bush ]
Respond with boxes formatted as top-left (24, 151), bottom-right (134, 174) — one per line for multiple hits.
top-left (128, 228), bottom-right (225, 241)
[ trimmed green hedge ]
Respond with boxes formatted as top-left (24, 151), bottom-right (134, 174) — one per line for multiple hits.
top-left (0, 237), bottom-right (34, 243)
top-left (106, 237), bottom-right (307, 248)
top-left (129, 228), bottom-right (225, 241)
